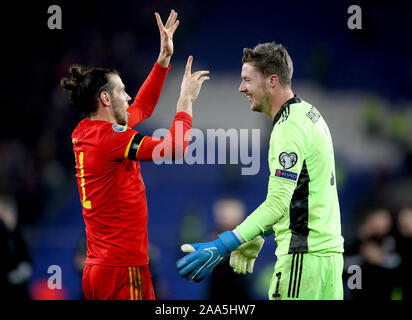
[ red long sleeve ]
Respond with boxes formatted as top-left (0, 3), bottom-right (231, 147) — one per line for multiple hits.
top-left (127, 62), bottom-right (171, 128)
top-left (136, 112), bottom-right (192, 161)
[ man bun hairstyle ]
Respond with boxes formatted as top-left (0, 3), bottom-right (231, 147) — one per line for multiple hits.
top-left (242, 42), bottom-right (293, 86)
top-left (60, 65), bottom-right (118, 117)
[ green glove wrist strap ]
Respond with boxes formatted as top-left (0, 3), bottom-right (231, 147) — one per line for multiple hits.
top-left (261, 227), bottom-right (274, 239)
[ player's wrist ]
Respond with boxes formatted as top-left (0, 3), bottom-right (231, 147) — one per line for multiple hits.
top-left (157, 52), bottom-right (171, 67)
top-left (177, 96), bottom-right (192, 115)
top-left (232, 228), bottom-right (245, 244)
top-left (217, 231), bottom-right (242, 254)
top-left (261, 227), bottom-right (274, 239)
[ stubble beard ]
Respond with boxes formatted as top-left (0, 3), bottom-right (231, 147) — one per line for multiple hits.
top-left (113, 101), bottom-right (128, 126)
top-left (252, 90), bottom-right (271, 114)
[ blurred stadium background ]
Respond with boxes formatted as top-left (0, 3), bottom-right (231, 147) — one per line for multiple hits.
top-left (1, 0), bottom-right (412, 300)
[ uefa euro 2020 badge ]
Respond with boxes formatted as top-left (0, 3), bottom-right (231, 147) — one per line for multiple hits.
top-left (112, 124), bottom-right (128, 132)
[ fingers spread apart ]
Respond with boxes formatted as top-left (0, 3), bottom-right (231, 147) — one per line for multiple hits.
top-left (155, 10), bottom-right (179, 34)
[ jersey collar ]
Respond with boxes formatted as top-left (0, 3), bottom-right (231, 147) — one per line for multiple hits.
top-left (273, 94), bottom-right (301, 126)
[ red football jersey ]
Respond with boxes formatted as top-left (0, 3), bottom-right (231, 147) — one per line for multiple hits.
top-left (70, 62), bottom-right (192, 266)
top-left (72, 120), bottom-right (149, 266)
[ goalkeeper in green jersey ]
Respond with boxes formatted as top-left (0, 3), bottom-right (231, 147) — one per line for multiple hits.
top-left (177, 42), bottom-right (344, 300)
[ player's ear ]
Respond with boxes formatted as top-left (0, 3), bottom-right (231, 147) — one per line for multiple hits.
top-left (100, 91), bottom-right (111, 106)
top-left (267, 74), bottom-right (278, 88)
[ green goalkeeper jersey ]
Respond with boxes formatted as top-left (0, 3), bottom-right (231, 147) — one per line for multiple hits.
top-left (237, 95), bottom-right (344, 256)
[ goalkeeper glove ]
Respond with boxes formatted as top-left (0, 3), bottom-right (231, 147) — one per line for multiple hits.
top-left (229, 227), bottom-right (273, 274)
top-left (229, 235), bottom-right (265, 274)
top-left (176, 231), bottom-right (241, 282)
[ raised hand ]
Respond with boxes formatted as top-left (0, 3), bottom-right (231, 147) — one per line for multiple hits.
top-left (155, 9), bottom-right (180, 67)
top-left (180, 56), bottom-right (210, 102)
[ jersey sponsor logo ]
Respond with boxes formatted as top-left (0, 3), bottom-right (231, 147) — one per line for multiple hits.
top-left (275, 169), bottom-right (298, 181)
top-left (112, 124), bottom-right (127, 132)
top-left (279, 152), bottom-right (298, 170)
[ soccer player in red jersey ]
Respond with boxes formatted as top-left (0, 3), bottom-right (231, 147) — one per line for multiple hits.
top-left (60, 10), bottom-right (209, 300)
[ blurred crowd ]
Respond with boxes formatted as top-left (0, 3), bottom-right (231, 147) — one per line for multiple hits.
top-left (0, 195), bottom-right (32, 300)
top-left (2, 189), bottom-right (412, 300)
top-left (344, 207), bottom-right (412, 300)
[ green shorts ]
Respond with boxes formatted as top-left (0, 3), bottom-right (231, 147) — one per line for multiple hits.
top-left (268, 253), bottom-right (343, 300)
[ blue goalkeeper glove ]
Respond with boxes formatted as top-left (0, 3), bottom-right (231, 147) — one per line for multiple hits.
top-left (176, 231), bottom-right (242, 282)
